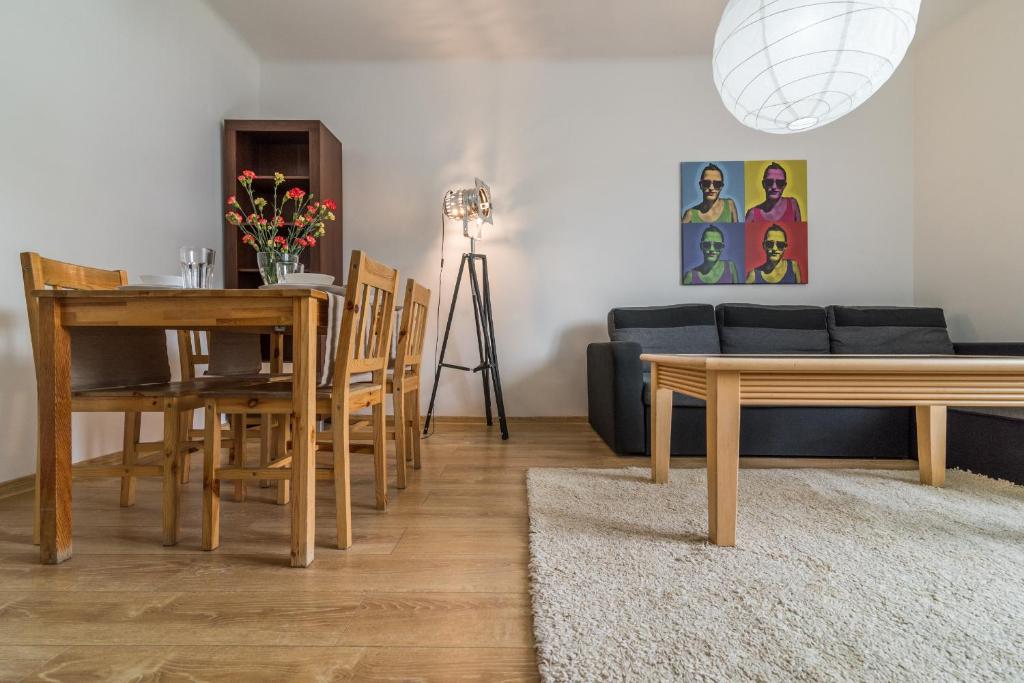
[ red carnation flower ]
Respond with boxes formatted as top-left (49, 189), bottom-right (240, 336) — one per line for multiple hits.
top-left (226, 195), bottom-right (237, 206)
top-left (296, 237), bottom-right (308, 248)
top-left (286, 187), bottom-right (306, 200)
top-left (323, 199), bottom-right (336, 211)
top-left (241, 234), bottom-right (255, 245)
top-left (306, 236), bottom-right (316, 246)
top-left (241, 170), bottom-right (257, 180)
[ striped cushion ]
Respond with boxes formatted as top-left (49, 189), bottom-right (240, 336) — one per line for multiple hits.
top-left (827, 306), bottom-right (954, 355)
top-left (716, 303), bottom-right (829, 354)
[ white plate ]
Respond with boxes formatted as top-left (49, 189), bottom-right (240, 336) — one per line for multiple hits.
top-left (139, 274), bottom-right (183, 287)
top-left (281, 273), bottom-right (335, 286)
top-left (259, 283), bottom-right (346, 296)
top-left (117, 284), bottom-right (185, 290)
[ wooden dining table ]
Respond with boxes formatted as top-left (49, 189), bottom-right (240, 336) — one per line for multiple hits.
top-left (32, 288), bottom-right (329, 568)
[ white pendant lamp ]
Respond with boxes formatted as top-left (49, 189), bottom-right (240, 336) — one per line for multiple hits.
top-left (713, 0), bottom-right (920, 134)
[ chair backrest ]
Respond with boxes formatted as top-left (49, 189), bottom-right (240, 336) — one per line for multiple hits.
top-left (334, 251), bottom-right (400, 389)
top-left (394, 279), bottom-right (431, 379)
top-left (20, 252), bottom-right (170, 390)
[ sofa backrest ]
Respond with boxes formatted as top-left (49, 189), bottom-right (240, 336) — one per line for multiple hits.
top-left (716, 303), bottom-right (830, 354)
top-left (608, 304), bottom-right (720, 358)
top-left (827, 306), bottom-right (954, 354)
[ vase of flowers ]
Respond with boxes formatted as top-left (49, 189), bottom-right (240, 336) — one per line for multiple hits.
top-left (225, 170), bottom-right (337, 285)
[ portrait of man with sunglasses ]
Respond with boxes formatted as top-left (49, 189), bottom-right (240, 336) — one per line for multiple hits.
top-left (682, 163), bottom-right (740, 224)
top-left (745, 162), bottom-right (803, 223)
top-left (684, 224), bottom-right (741, 285)
top-left (746, 223), bottom-right (803, 284)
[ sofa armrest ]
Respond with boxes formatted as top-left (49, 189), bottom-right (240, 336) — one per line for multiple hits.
top-left (954, 342), bottom-right (1024, 356)
top-left (587, 341), bottom-right (645, 454)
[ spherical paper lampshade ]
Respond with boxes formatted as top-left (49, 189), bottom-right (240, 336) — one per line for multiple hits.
top-left (713, 0), bottom-right (920, 134)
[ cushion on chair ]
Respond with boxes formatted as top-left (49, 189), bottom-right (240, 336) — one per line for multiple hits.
top-left (608, 304), bottom-right (720, 356)
top-left (70, 328), bottom-right (171, 391)
top-left (207, 332), bottom-right (264, 376)
top-left (827, 306), bottom-right (955, 354)
top-left (716, 304), bottom-right (829, 354)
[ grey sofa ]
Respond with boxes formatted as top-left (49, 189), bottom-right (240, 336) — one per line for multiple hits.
top-left (587, 303), bottom-right (1024, 482)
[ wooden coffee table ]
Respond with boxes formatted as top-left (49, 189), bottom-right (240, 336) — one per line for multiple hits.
top-left (642, 354), bottom-right (1024, 547)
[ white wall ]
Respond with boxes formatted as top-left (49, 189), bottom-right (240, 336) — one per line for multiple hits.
top-left (259, 58), bottom-right (916, 418)
top-left (0, 1), bottom-right (259, 482)
top-left (913, 0), bottom-right (1024, 341)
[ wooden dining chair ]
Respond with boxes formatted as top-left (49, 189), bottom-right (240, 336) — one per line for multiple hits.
top-left (351, 279), bottom-right (431, 489)
top-left (21, 252), bottom-right (207, 546)
top-left (201, 250), bottom-right (399, 552)
top-left (177, 330), bottom-right (278, 500)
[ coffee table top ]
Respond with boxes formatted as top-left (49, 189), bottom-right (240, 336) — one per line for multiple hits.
top-left (640, 353), bottom-right (1024, 373)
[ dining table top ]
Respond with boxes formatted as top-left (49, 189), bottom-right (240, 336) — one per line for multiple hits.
top-left (34, 287), bottom-right (331, 299)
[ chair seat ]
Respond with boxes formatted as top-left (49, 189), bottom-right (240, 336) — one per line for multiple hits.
top-left (386, 368), bottom-right (418, 392)
top-left (74, 376), bottom-right (260, 399)
top-left (200, 379), bottom-right (381, 402)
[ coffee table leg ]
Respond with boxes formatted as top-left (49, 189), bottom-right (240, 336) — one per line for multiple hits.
top-left (650, 365), bottom-right (672, 483)
top-left (707, 371), bottom-right (740, 547)
top-left (916, 405), bottom-right (947, 487)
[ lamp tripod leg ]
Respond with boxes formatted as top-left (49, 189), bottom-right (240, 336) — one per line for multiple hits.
top-left (468, 256), bottom-right (494, 426)
top-left (423, 254), bottom-right (468, 435)
top-left (479, 255), bottom-right (509, 440)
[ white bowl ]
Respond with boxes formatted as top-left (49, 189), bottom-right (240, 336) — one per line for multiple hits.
top-left (281, 273), bottom-right (335, 286)
top-left (138, 274), bottom-right (183, 287)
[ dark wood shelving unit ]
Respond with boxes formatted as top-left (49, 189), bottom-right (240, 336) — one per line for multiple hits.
top-left (222, 120), bottom-right (343, 290)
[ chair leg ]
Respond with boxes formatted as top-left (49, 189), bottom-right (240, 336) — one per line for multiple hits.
top-left (333, 405), bottom-right (352, 549)
top-left (372, 401), bottom-right (388, 510)
top-left (410, 389), bottom-right (422, 470)
top-left (33, 443), bottom-right (41, 546)
top-left (119, 411), bottom-right (141, 507)
top-left (259, 414), bottom-right (272, 489)
top-left (179, 411), bottom-right (192, 485)
top-left (231, 414), bottom-right (246, 502)
top-left (275, 416), bottom-right (290, 505)
top-left (202, 402), bottom-right (222, 551)
top-left (393, 389), bottom-right (407, 490)
top-left (161, 401), bottom-right (182, 546)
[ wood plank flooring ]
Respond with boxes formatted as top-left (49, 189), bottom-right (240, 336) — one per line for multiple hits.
top-left (0, 420), bottom-right (913, 681)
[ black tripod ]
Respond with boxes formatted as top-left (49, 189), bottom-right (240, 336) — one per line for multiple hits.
top-left (423, 251), bottom-right (509, 440)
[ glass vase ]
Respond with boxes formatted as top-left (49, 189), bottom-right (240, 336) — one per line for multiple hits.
top-left (256, 252), bottom-right (302, 285)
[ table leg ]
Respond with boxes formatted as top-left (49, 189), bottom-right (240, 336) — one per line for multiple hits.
top-left (916, 405), bottom-right (947, 487)
top-left (291, 298), bottom-right (317, 568)
top-left (37, 297), bottom-right (72, 564)
top-left (161, 400), bottom-right (182, 546)
top-left (650, 365), bottom-right (672, 484)
top-left (707, 371), bottom-right (740, 547)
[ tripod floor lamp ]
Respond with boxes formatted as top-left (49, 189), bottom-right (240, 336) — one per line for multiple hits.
top-left (423, 178), bottom-right (509, 440)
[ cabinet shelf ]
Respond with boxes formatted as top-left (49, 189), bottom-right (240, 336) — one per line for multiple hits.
top-left (223, 120), bottom-right (343, 290)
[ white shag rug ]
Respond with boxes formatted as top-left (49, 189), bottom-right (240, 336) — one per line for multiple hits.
top-left (527, 467), bottom-right (1024, 682)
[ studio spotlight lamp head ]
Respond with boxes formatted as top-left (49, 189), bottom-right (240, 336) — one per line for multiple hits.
top-left (443, 178), bottom-right (492, 245)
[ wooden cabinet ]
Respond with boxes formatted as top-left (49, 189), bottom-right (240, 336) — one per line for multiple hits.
top-left (222, 120), bottom-right (343, 289)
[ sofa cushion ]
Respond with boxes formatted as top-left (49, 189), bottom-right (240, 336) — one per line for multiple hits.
top-left (716, 303), bottom-right (829, 354)
top-left (608, 304), bottom-right (720, 356)
top-left (827, 306), bottom-right (954, 355)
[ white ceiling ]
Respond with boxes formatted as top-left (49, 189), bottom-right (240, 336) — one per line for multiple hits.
top-left (206, 0), bottom-right (978, 61)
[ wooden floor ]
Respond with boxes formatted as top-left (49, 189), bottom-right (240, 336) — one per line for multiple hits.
top-left (0, 421), bottom-right (914, 681)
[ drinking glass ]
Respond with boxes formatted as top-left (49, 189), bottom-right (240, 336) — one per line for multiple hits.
top-left (275, 256), bottom-right (305, 283)
top-left (180, 247), bottom-right (216, 289)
